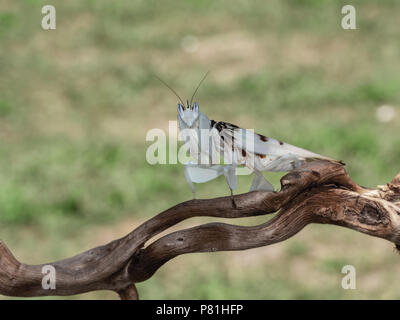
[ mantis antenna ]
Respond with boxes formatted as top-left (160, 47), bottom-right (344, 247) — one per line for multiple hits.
top-left (154, 74), bottom-right (185, 106)
top-left (190, 71), bottom-right (210, 107)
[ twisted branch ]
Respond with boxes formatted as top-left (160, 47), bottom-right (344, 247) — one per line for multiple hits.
top-left (0, 161), bottom-right (399, 299)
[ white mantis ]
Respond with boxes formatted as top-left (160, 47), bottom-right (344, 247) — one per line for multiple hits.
top-left (157, 73), bottom-right (344, 199)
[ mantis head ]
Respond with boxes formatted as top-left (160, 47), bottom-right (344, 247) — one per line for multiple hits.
top-left (178, 100), bottom-right (199, 128)
top-left (154, 71), bottom-right (209, 128)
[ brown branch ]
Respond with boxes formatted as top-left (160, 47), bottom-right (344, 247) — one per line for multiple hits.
top-left (0, 160), bottom-right (399, 299)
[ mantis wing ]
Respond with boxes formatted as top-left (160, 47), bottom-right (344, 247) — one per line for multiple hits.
top-left (212, 121), bottom-right (343, 172)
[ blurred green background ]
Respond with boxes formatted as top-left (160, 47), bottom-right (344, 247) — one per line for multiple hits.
top-left (0, 0), bottom-right (399, 299)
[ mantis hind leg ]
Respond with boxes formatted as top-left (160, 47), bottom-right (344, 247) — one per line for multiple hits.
top-left (250, 171), bottom-right (274, 192)
top-left (183, 164), bottom-right (196, 199)
top-left (223, 165), bottom-right (238, 208)
top-left (229, 187), bottom-right (237, 208)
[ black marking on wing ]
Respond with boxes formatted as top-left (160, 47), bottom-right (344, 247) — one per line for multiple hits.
top-left (212, 121), bottom-right (239, 132)
top-left (214, 121), bottom-right (269, 160)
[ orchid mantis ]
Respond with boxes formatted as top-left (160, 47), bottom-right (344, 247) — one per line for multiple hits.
top-left (157, 73), bottom-right (343, 199)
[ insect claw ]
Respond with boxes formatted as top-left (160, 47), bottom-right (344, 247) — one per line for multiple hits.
top-left (229, 188), bottom-right (237, 208)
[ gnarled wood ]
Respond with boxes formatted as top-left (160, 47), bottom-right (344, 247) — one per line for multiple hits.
top-left (0, 160), bottom-right (399, 299)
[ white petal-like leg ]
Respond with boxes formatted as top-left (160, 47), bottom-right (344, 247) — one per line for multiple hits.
top-left (184, 164), bottom-right (196, 199)
top-left (184, 163), bottom-right (224, 199)
top-left (223, 165), bottom-right (238, 191)
top-left (184, 163), bottom-right (224, 183)
top-left (250, 171), bottom-right (274, 192)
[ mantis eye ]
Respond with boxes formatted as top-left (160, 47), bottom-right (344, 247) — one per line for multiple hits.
top-left (193, 102), bottom-right (199, 113)
top-left (178, 103), bottom-right (184, 117)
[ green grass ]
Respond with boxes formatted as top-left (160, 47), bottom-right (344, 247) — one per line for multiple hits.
top-left (0, 0), bottom-right (399, 299)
